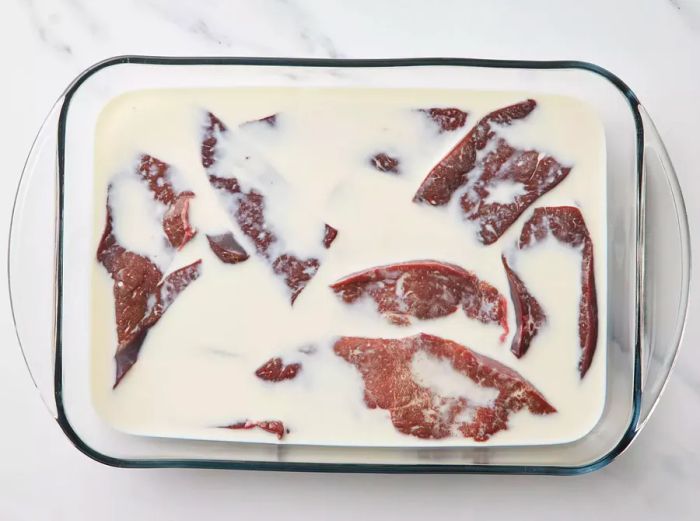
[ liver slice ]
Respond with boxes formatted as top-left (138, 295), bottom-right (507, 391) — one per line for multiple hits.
top-left (97, 203), bottom-right (201, 387)
top-left (501, 255), bottom-right (546, 358)
top-left (271, 255), bottom-right (320, 303)
top-left (519, 206), bottom-right (598, 377)
top-left (206, 232), bottom-right (249, 264)
top-left (207, 174), bottom-right (275, 255)
top-left (330, 260), bottom-right (508, 338)
top-left (241, 113), bottom-right (278, 128)
top-left (255, 357), bottom-right (302, 382)
top-left (322, 224), bottom-right (338, 249)
top-left (137, 154), bottom-right (196, 250)
top-left (202, 111), bottom-right (334, 303)
top-left (414, 100), bottom-right (571, 245)
top-left (420, 107), bottom-right (468, 132)
top-left (221, 420), bottom-right (287, 440)
top-left (334, 333), bottom-right (555, 441)
top-left (370, 152), bottom-right (400, 174)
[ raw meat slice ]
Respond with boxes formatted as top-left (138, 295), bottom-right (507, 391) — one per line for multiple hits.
top-left (242, 113), bottom-right (278, 127)
top-left (459, 140), bottom-right (571, 245)
top-left (206, 232), bottom-right (249, 264)
top-left (414, 99), bottom-right (572, 245)
top-left (334, 333), bottom-right (555, 441)
top-left (420, 107), bottom-right (468, 132)
top-left (201, 112), bottom-right (226, 169)
top-left (255, 357), bottom-right (302, 382)
top-left (370, 153), bottom-right (400, 174)
top-left (136, 154), bottom-right (197, 250)
top-left (323, 224), bottom-right (338, 249)
top-left (207, 175), bottom-right (274, 255)
top-left (221, 420), bottom-right (287, 440)
top-left (136, 154), bottom-right (178, 205)
top-left (97, 202), bottom-right (202, 387)
top-left (330, 260), bottom-right (508, 338)
top-left (501, 255), bottom-right (546, 358)
top-left (163, 192), bottom-right (196, 250)
top-left (271, 254), bottom-right (320, 304)
top-left (519, 206), bottom-right (598, 377)
top-left (202, 111), bottom-right (333, 303)
top-left (414, 100), bottom-right (537, 207)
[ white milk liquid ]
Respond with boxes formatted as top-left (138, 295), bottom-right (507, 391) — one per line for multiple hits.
top-left (91, 88), bottom-right (607, 447)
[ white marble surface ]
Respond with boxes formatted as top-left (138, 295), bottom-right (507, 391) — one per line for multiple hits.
top-left (1, 0), bottom-right (699, 518)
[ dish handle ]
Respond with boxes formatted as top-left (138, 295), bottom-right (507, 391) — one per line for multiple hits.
top-left (8, 99), bottom-right (64, 418)
top-left (637, 105), bottom-right (691, 430)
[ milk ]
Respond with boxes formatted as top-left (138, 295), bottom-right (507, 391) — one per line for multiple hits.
top-left (91, 87), bottom-right (607, 447)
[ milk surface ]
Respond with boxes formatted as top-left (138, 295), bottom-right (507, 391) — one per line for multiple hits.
top-left (91, 88), bottom-right (607, 447)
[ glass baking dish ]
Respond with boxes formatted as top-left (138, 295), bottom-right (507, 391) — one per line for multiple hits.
top-left (8, 57), bottom-right (690, 474)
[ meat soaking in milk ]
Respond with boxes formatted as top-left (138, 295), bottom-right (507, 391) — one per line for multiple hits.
top-left (91, 87), bottom-right (607, 447)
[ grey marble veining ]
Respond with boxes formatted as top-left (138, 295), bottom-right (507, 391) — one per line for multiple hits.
top-left (23, 0), bottom-right (74, 54)
top-left (669, 0), bottom-right (700, 30)
top-left (138, 0), bottom-right (278, 53)
top-left (21, 0), bottom-right (347, 59)
top-left (272, 0), bottom-right (343, 57)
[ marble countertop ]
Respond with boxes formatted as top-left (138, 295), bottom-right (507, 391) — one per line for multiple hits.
top-left (1, 0), bottom-right (698, 518)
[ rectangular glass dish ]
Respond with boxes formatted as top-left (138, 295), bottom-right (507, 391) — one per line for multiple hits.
top-left (9, 57), bottom-right (690, 474)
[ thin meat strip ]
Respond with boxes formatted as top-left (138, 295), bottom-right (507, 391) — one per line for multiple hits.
top-left (518, 206), bottom-right (598, 377)
top-left (501, 255), bottom-right (546, 358)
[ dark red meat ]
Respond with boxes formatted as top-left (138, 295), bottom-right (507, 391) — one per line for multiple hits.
top-left (334, 333), bottom-right (555, 441)
top-left (414, 99), bottom-right (571, 245)
top-left (137, 154), bottom-right (197, 250)
top-left (97, 202), bottom-right (201, 387)
top-left (221, 420), bottom-right (287, 440)
top-left (323, 224), bottom-right (338, 249)
top-left (163, 192), bottom-right (196, 250)
top-left (330, 260), bottom-right (508, 338)
top-left (414, 100), bottom-right (536, 207)
top-left (201, 112), bottom-right (226, 169)
top-left (208, 175), bottom-right (274, 255)
top-left (136, 154), bottom-right (177, 204)
top-left (519, 206), bottom-right (598, 377)
top-left (271, 254), bottom-right (320, 304)
top-left (242, 113), bottom-right (278, 128)
top-left (420, 107), bottom-right (468, 132)
top-left (206, 232), bottom-right (249, 264)
top-left (255, 357), bottom-right (302, 382)
top-left (202, 111), bottom-right (333, 303)
top-left (370, 153), bottom-right (400, 174)
top-left (460, 140), bottom-right (571, 245)
top-left (501, 255), bottom-right (546, 358)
